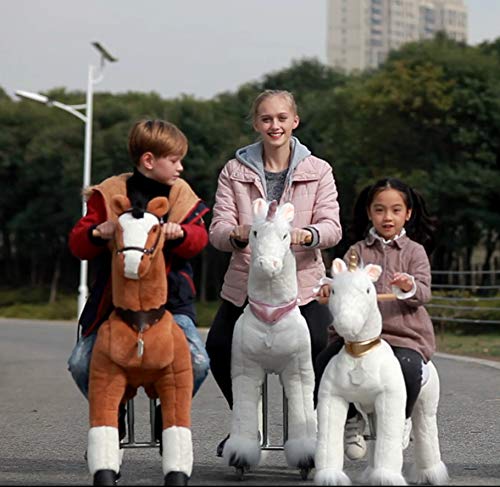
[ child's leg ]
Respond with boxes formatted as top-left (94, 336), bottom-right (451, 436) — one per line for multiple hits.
top-left (392, 346), bottom-right (423, 418)
top-left (67, 333), bottom-right (97, 398)
top-left (173, 313), bottom-right (210, 396)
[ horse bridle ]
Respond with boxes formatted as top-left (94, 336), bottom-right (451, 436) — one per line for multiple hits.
top-left (115, 209), bottom-right (164, 256)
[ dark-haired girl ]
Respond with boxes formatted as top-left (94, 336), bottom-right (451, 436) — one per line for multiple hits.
top-left (315, 177), bottom-right (438, 461)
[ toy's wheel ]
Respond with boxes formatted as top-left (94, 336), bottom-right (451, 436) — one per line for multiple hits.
top-left (235, 466), bottom-right (245, 480)
top-left (300, 467), bottom-right (310, 480)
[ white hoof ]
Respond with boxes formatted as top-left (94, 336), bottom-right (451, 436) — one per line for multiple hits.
top-left (368, 467), bottom-right (407, 485)
top-left (315, 468), bottom-right (352, 486)
top-left (284, 437), bottom-right (316, 467)
top-left (222, 435), bottom-right (261, 468)
top-left (408, 461), bottom-right (449, 485)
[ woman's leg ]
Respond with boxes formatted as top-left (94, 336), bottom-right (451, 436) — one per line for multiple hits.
top-left (299, 300), bottom-right (331, 392)
top-left (205, 299), bottom-right (245, 409)
top-left (313, 338), bottom-right (343, 407)
top-left (173, 313), bottom-right (210, 397)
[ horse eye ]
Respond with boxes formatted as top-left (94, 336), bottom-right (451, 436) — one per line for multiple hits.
top-left (253, 230), bottom-right (257, 237)
top-left (282, 234), bottom-right (287, 240)
top-left (366, 288), bottom-right (370, 294)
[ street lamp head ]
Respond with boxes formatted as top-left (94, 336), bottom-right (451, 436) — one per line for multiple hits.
top-left (92, 42), bottom-right (118, 63)
top-left (15, 90), bottom-right (49, 104)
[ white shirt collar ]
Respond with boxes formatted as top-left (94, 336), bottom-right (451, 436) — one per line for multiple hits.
top-left (369, 226), bottom-right (406, 245)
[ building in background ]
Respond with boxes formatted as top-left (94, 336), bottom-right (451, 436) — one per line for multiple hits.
top-left (326, 0), bottom-right (467, 71)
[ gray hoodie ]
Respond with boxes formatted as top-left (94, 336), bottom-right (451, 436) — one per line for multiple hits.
top-left (235, 136), bottom-right (311, 201)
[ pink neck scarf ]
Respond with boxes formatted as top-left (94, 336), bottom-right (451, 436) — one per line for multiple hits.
top-left (248, 296), bottom-right (298, 325)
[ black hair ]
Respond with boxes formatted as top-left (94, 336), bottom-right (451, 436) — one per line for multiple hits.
top-left (349, 177), bottom-right (437, 255)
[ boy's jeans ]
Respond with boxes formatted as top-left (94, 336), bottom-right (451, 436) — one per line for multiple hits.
top-left (67, 313), bottom-right (210, 398)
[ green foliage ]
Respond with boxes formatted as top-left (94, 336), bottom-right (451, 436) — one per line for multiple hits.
top-left (0, 287), bottom-right (76, 320)
top-left (1, 37), bottom-right (499, 299)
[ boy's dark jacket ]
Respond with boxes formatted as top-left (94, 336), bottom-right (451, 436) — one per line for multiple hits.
top-left (69, 169), bottom-right (209, 337)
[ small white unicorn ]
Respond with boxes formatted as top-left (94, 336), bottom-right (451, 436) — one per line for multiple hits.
top-left (223, 198), bottom-right (317, 477)
top-left (314, 257), bottom-right (448, 486)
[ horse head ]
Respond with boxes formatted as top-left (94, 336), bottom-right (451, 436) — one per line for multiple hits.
top-left (110, 194), bottom-right (169, 280)
top-left (321, 256), bottom-right (383, 341)
top-left (249, 198), bottom-right (294, 278)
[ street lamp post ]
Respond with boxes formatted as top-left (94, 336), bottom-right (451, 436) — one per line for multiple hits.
top-left (16, 42), bottom-right (118, 319)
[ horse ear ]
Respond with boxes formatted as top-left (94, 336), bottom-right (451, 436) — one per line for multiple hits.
top-left (278, 202), bottom-right (295, 223)
top-left (364, 264), bottom-right (382, 282)
top-left (331, 258), bottom-right (347, 275)
top-left (147, 196), bottom-right (170, 217)
top-left (252, 198), bottom-right (268, 222)
top-left (111, 195), bottom-right (131, 216)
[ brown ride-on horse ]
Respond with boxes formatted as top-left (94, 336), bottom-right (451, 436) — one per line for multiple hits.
top-left (87, 194), bottom-right (193, 486)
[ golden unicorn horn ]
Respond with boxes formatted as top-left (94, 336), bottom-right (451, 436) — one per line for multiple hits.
top-left (348, 249), bottom-right (358, 272)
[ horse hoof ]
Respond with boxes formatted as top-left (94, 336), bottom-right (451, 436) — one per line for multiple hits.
top-left (93, 469), bottom-right (118, 486)
top-left (236, 466), bottom-right (245, 480)
top-left (229, 453), bottom-right (250, 470)
top-left (164, 471), bottom-right (188, 486)
top-left (300, 468), bottom-right (310, 480)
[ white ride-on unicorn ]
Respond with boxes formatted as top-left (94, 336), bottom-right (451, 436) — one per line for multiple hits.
top-left (222, 198), bottom-right (317, 479)
top-left (314, 255), bottom-right (448, 486)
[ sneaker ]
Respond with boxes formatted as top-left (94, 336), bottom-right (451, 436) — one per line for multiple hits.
top-left (344, 414), bottom-right (367, 460)
top-left (402, 418), bottom-right (412, 450)
top-left (217, 434), bottom-right (230, 457)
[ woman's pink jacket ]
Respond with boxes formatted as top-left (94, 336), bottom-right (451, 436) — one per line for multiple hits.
top-left (209, 153), bottom-right (342, 307)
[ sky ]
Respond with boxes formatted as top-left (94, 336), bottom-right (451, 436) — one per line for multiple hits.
top-left (1, 0), bottom-right (499, 101)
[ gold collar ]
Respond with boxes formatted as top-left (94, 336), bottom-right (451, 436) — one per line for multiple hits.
top-left (345, 336), bottom-right (381, 357)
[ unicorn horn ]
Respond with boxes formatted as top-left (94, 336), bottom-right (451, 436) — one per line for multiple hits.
top-left (348, 249), bottom-right (358, 272)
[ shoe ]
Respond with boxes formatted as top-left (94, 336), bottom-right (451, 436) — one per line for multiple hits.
top-left (344, 414), bottom-right (367, 460)
top-left (118, 403), bottom-right (127, 441)
top-left (402, 418), bottom-right (412, 450)
top-left (216, 434), bottom-right (230, 457)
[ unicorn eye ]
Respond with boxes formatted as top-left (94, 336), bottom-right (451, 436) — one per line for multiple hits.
top-left (253, 230), bottom-right (257, 237)
top-left (282, 234), bottom-right (287, 240)
top-left (366, 288), bottom-right (370, 294)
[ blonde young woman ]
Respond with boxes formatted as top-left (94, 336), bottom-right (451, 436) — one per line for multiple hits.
top-left (206, 90), bottom-right (343, 455)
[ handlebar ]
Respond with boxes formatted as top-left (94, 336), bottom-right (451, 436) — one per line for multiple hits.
top-left (377, 293), bottom-right (397, 301)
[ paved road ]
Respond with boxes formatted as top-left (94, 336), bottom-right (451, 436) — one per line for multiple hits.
top-left (0, 318), bottom-right (498, 485)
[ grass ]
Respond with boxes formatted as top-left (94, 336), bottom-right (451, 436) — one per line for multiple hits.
top-left (436, 329), bottom-right (500, 361)
top-left (0, 288), bottom-right (498, 362)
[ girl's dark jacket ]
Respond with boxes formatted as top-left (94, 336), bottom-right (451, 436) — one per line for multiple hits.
top-left (68, 169), bottom-right (209, 337)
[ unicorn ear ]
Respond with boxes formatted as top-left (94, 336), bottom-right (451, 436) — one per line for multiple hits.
top-left (364, 264), bottom-right (382, 282)
top-left (147, 196), bottom-right (170, 217)
top-left (331, 258), bottom-right (347, 275)
top-left (252, 198), bottom-right (268, 222)
top-left (278, 202), bottom-right (295, 223)
top-left (110, 195), bottom-right (131, 216)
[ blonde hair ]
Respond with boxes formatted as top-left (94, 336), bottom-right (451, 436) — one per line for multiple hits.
top-left (128, 119), bottom-right (188, 166)
top-left (250, 89), bottom-right (298, 123)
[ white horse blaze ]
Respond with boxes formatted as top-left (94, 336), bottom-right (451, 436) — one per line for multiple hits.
top-left (118, 212), bottom-right (158, 279)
